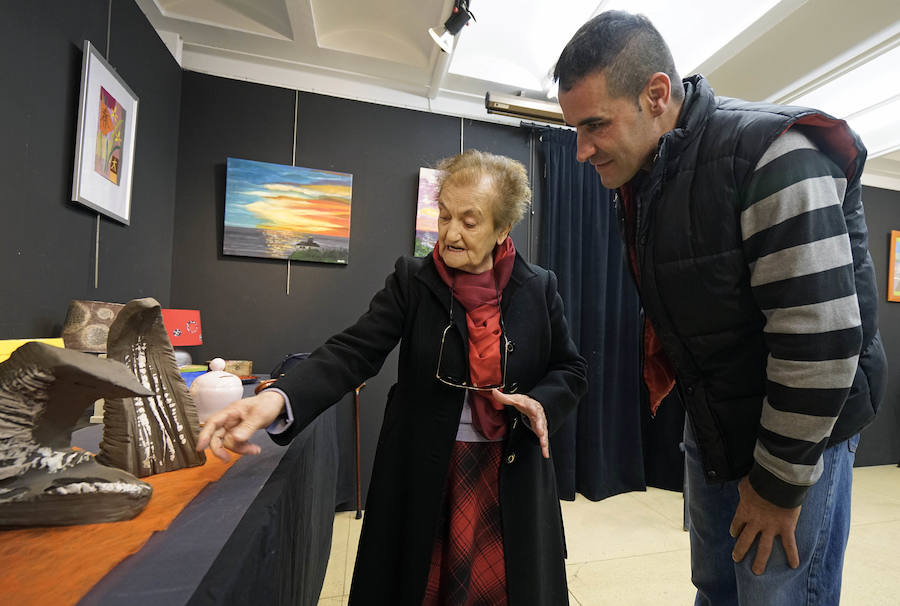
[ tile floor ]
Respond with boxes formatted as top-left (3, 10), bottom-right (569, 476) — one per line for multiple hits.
top-left (318, 465), bottom-right (900, 605)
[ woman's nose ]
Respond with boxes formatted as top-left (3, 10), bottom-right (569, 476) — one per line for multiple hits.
top-left (445, 221), bottom-right (461, 241)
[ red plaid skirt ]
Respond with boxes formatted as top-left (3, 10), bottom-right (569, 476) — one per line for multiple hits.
top-left (422, 441), bottom-right (507, 606)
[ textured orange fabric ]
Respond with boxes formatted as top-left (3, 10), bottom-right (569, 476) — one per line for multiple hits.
top-left (0, 451), bottom-right (237, 606)
top-left (642, 317), bottom-right (677, 415)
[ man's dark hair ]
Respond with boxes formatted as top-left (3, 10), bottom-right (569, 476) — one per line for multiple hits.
top-left (554, 11), bottom-right (684, 104)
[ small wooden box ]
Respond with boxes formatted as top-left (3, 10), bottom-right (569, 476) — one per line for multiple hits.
top-left (223, 359), bottom-right (252, 376)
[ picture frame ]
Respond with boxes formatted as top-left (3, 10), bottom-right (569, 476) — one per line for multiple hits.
top-left (223, 158), bottom-right (353, 264)
top-left (71, 40), bottom-right (139, 225)
top-left (889, 230), bottom-right (900, 302)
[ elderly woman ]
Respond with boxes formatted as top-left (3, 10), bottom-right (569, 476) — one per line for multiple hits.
top-left (197, 150), bottom-right (587, 605)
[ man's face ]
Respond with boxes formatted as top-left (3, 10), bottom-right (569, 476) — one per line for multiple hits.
top-left (558, 70), bottom-right (659, 189)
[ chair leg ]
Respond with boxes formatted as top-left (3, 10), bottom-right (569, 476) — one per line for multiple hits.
top-left (354, 383), bottom-right (366, 519)
top-left (680, 440), bottom-right (690, 532)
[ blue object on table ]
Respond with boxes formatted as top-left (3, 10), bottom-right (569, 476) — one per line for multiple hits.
top-left (180, 370), bottom-right (206, 388)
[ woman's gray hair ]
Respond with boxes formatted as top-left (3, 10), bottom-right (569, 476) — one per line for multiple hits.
top-left (436, 150), bottom-right (531, 230)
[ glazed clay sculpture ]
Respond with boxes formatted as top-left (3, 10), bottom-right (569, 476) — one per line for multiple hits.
top-left (99, 298), bottom-right (206, 477)
top-left (0, 341), bottom-right (153, 527)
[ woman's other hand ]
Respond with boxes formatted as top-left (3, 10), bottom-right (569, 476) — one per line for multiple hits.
top-left (196, 390), bottom-right (286, 462)
top-left (491, 389), bottom-right (550, 459)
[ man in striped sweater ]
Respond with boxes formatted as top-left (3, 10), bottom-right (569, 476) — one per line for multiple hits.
top-left (555, 11), bottom-right (886, 606)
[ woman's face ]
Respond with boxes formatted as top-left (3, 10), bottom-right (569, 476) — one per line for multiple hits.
top-left (437, 174), bottom-right (510, 274)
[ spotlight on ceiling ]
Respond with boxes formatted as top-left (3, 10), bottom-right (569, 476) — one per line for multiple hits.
top-left (428, 0), bottom-right (474, 54)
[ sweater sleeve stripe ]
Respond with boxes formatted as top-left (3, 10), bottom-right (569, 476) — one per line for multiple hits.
top-left (750, 235), bottom-right (853, 287)
top-left (763, 294), bottom-right (862, 335)
top-left (743, 148), bottom-right (846, 209)
top-left (764, 382), bottom-right (858, 417)
top-left (752, 265), bottom-right (856, 309)
top-left (766, 355), bottom-right (859, 390)
top-left (754, 128), bottom-right (818, 169)
top-left (757, 427), bottom-right (830, 466)
top-left (744, 205), bottom-right (849, 260)
top-left (765, 327), bottom-right (864, 362)
top-left (760, 398), bottom-right (837, 442)
top-left (744, 148), bottom-right (845, 207)
top-left (742, 175), bottom-right (847, 239)
top-left (753, 441), bottom-right (822, 487)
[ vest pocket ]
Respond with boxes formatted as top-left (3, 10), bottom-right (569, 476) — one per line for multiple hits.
top-left (705, 396), bottom-right (763, 479)
top-left (859, 331), bottom-right (887, 414)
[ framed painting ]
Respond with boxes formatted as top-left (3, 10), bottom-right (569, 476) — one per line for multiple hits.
top-left (889, 230), bottom-right (900, 302)
top-left (414, 167), bottom-right (443, 257)
top-left (71, 40), bottom-right (138, 225)
top-left (223, 158), bottom-right (353, 264)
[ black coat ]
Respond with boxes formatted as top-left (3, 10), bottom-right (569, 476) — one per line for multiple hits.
top-left (271, 252), bottom-right (588, 605)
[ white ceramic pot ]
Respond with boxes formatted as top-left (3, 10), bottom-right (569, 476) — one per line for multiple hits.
top-left (189, 358), bottom-right (244, 423)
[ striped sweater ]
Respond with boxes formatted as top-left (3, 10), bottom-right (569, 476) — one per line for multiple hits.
top-left (741, 128), bottom-right (862, 506)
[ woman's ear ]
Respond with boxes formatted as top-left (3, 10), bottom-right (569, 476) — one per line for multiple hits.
top-left (496, 225), bottom-right (512, 245)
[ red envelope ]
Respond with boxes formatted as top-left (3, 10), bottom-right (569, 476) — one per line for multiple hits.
top-left (160, 309), bottom-right (202, 346)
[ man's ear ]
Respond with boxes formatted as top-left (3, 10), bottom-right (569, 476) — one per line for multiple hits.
top-left (644, 72), bottom-right (672, 116)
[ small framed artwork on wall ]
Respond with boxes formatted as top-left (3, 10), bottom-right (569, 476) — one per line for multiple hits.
top-left (414, 167), bottom-right (443, 257)
top-left (889, 230), bottom-right (900, 302)
top-left (71, 40), bottom-right (139, 225)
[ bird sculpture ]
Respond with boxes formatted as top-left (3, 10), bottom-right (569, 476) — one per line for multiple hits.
top-left (0, 342), bottom-right (153, 527)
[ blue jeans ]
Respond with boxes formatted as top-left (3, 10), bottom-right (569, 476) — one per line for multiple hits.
top-left (684, 422), bottom-right (859, 606)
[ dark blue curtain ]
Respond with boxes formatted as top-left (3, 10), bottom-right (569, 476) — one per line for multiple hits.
top-left (539, 127), bottom-right (648, 501)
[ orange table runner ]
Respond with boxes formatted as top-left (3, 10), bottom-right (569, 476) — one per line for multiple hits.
top-left (0, 451), bottom-right (238, 606)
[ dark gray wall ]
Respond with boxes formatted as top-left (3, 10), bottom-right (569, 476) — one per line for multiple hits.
top-left (170, 72), bottom-right (540, 501)
top-left (0, 0), bottom-right (182, 338)
top-left (856, 185), bottom-right (900, 466)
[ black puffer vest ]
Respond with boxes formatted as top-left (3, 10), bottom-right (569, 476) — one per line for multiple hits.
top-left (623, 75), bottom-right (887, 483)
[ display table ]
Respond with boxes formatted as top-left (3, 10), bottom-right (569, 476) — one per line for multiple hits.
top-left (60, 387), bottom-right (341, 605)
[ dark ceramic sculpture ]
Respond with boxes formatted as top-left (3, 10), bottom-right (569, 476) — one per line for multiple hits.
top-left (0, 342), bottom-right (153, 527)
top-left (99, 298), bottom-right (206, 477)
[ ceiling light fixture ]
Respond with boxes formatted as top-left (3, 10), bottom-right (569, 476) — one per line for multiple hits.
top-left (428, 0), bottom-right (475, 54)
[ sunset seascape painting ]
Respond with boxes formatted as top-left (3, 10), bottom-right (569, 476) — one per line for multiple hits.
top-left (223, 158), bottom-right (353, 264)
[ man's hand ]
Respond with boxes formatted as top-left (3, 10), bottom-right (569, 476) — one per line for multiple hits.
top-left (729, 476), bottom-right (802, 575)
top-left (490, 389), bottom-right (550, 459)
top-left (196, 390), bottom-right (286, 462)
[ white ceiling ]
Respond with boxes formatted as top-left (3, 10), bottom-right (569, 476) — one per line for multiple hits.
top-left (136, 0), bottom-right (900, 191)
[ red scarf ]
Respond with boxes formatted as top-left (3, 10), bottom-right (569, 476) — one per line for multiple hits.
top-left (432, 238), bottom-right (516, 439)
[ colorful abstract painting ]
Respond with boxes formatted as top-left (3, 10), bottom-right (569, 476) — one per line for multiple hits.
top-left (94, 87), bottom-right (125, 185)
top-left (414, 167), bottom-right (443, 257)
top-left (224, 158), bottom-right (353, 264)
top-left (889, 230), bottom-right (900, 302)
